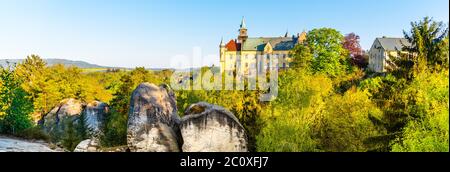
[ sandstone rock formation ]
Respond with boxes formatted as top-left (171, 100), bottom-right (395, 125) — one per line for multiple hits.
top-left (83, 101), bottom-right (109, 138)
top-left (127, 83), bottom-right (181, 152)
top-left (41, 98), bottom-right (84, 136)
top-left (180, 102), bottom-right (248, 152)
top-left (74, 139), bottom-right (100, 152)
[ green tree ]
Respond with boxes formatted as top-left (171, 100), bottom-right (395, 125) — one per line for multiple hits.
top-left (256, 69), bottom-right (332, 152)
top-left (391, 71), bottom-right (449, 152)
top-left (314, 88), bottom-right (385, 152)
top-left (289, 43), bottom-right (313, 70)
top-left (401, 17), bottom-right (449, 74)
top-left (14, 55), bottom-right (48, 121)
top-left (306, 28), bottom-right (351, 77)
top-left (0, 66), bottom-right (34, 134)
top-left (61, 119), bottom-right (82, 151)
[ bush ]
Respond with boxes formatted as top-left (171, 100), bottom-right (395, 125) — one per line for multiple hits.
top-left (256, 69), bottom-right (332, 152)
top-left (100, 110), bottom-right (127, 147)
top-left (15, 126), bottom-right (50, 142)
top-left (61, 119), bottom-right (83, 151)
top-left (314, 88), bottom-right (386, 152)
top-left (391, 71), bottom-right (449, 152)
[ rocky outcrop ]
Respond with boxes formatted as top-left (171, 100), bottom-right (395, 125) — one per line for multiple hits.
top-left (39, 99), bottom-right (109, 151)
top-left (180, 102), bottom-right (248, 152)
top-left (83, 101), bottom-right (109, 138)
top-left (74, 139), bottom-right (100, 152)
top-left (35, 82), bottom-right (249, 152)
top-left (41, 98), bottom-right (84, 136)
top-left (126, 83), bottom-right (181, 152)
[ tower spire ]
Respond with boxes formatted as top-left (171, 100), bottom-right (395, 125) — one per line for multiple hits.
top-left (238, 17), bottom-right (248, 44)
top-left (220, 37), bottom-right (225, 47)
top-left (240, 16), bottom-right (246, 29)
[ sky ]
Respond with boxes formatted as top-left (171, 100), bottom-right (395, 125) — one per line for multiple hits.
top-left (0, 0), bottom-right (448, 68)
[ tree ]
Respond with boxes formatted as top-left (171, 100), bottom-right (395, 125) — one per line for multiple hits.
top-left (305, 28), bottom-right (351, 77)
top-left (402, 17), bottom-right (449, 73)
top-left (290, 44), bottom-right (313, 70)
top-left (343, 33), bottom-right (367, 68)
top-left (256, 69), bottom-right (332, 152)
top-left (14, 55), bottom-right (48, 121)
top-left (0, 66), bottom-right (34, 134)
top-left (61, 118), bottom-right (82, 151)
top-left (391, 71), bottom-right (449, 152)
top-left (314, 88), bottom-right (385, 152)
top-left (343, 33), bottom-right (363, 57)
top-left (100, 73), bottom-right (132, 146)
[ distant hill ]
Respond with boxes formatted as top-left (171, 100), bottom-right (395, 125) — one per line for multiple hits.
top-left (0, 58), bottom-right (107, 69)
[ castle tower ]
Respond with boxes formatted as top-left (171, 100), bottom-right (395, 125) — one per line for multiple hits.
top-left (238, 17), bottom-right (248, 44)
top-left (219, 37), bottom-right (226, 73)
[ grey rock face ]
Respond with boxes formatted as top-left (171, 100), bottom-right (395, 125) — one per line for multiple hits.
top-left (180, 102), bottom-right (248, 152)
top-left (127, 83), bottom-right (181, 152)
top-left (83, 101), bottom-right (109, 138)
top-left (41, 98), bottom-right (84, 136)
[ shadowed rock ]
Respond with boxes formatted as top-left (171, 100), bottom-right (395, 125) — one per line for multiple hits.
top-left (180, 102), bottom-right (248, 152)
top-left (127, 83), bottom-right (181, 152)
top-left (83, 101), bottom-right (109, 138)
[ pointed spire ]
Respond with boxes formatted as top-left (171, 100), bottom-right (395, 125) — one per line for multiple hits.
top-left (284, 29), bottom-right (289, 37)
top-left (220, 37), bottom-right (225, 47)
top-left (240, 16), bottom-right (246, 29)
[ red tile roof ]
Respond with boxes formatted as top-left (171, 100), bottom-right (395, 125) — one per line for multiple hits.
top-left (225, 40), bottom-right (241, 51)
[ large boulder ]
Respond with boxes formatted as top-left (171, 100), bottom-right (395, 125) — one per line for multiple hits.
top-left (127, 83), bottom-right (181, 152)
top-left (73, 139), bottom-right (100, 152)
top-left (180, 102), bottom-right (248, 152)
top-left (83, 101), bottom-right (109, 138)
top-left (41, 98), bottom-right (84, 137)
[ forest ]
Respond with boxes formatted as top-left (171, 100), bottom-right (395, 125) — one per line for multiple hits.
top-left (0, 17), bottom-right (448, 152)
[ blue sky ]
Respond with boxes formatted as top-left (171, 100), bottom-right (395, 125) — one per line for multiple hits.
top-left (0, 0), bottom-right (448, 68)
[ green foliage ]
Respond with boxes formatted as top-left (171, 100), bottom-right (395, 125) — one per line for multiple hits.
top-left (257, 68), bottom-right (384, 152)
top-left (100, 67), bottom-right (167, 147)
top-left (14, 55), bottom-right (113, 121)
top-left (391, 71), bottom-right (449, 152)
top-left (15, 126), bottom-right (50, 142)
top-left (100, 109), bottom-right (128, 147)
top-left (1, 17), bottom-right (448, 153)
top-left (289, 44), bottom-right (313, 70)
top-left (306, 28), bottom-right (351, 77)
top-left (61, 118), bottom-right (83, 151)
top-left (403, 17), bottom-right (449, 72)
top-left (314, 88), bottom-right (385, 152)
top-left (257, 117), bottom-right (318, 152)
top-left (0, 66), bottom-right (34, 134)
top-left (256, 69), bottom-right (331, 152)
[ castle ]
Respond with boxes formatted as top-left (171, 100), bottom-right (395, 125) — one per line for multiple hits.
top-left (219, 17), bottom-right (306, 75)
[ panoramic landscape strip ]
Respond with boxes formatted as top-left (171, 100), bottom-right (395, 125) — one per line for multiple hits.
top-left (0, 0), bottom-right (448, 153)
